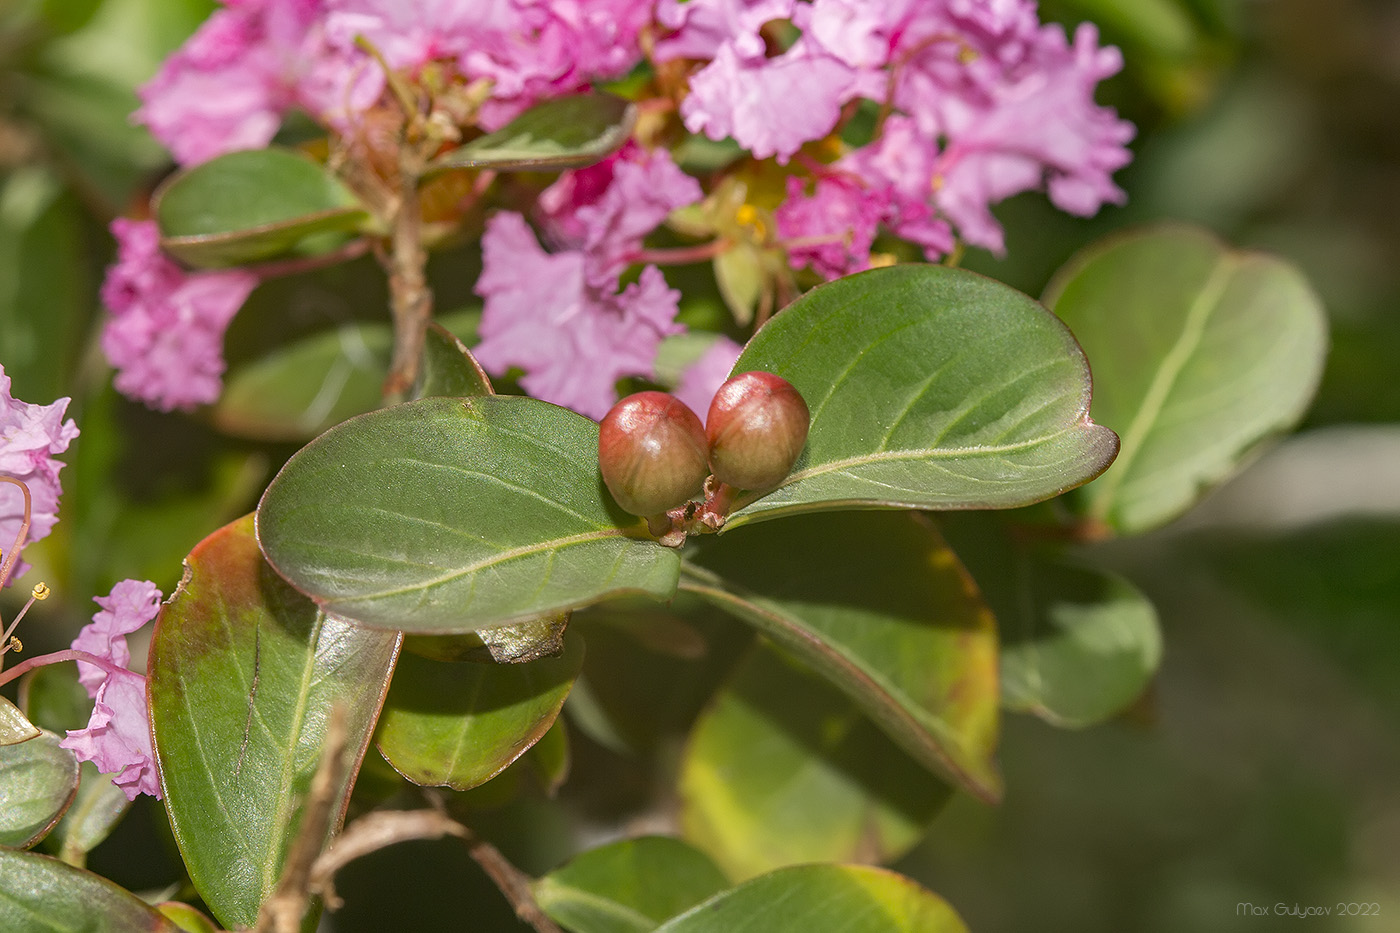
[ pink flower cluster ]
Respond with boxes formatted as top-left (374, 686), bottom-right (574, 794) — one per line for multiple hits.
top-left (137, 0), bottom-right (650, 166)
top-left (660, 0), bottom-right (1134, 266)
top-left (100, 219), bottom-right (259, 412)
top-left (0, 366), bottom-right (79, 587)
top-left (474, 146), bottom-right (703, 418)
top-left (60, 580), bottom-right (164, 801)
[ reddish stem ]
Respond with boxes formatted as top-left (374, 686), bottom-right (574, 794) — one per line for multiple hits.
top-left (0, 476), bottom-right (31, 592)
top-left (0, 648), bottom-right (128, 690)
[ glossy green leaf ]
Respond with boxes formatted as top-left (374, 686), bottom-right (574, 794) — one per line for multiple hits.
top-left (375, 630), bottom-right (582, 790)
top-left (149, 515), bottom-right (400, 930)
top-left (0, 848), bottom-right (183, 932)
top-left (51, 764), bottom-right (132, 866)
top-left (681, 645), bottom-right (951, 880)
top-left (653, 863), bottom-right (968, 933)
top-left (257, 395), bottom-right (680, 633)
top-left (430, 92), bottom-right (635, 171)
top-left (569, 595), bottom-right (752, 755)
top-left (154, 147), bottom-right (368, 268)
top-left (215, 311), bottom-right (487, 441)
top-left (0, 732), bottom-right (79, 849)
top-left (941, 513), bottom-right (1160, 727)
top-left (525, 716), bottom-right (570, 795)
top-left (16, 668), bottom-right (127, 862)
top-left (415, 320), bottom-right (493, 399)
top-left (155, 902), bottom-right (221, 933)
top-left (215, 323), bottom-right (393, 441)
top-left (0, 697), bottom-right (41, 746)
top-left (721, 264), bottom-right (1119, 529)
top-left (1045, 225), bottom-right (1328, 533)
top-left (681, 511), bottom-right (1001, 801)
top-left (533, 836), bottom-right (730, 933)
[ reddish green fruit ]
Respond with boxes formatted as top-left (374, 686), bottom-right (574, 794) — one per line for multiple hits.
top-left (705, 371), bottom-right (810, 493)
top-left (598, 391), bottom-right (709, 518)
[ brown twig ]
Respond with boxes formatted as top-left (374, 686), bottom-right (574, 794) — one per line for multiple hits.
top-left (381, 161), bottom-right (434, 402)
top-left (255, 703), bottom-right (349, 933)
top-left (305, 801), bottom-right (564, 933)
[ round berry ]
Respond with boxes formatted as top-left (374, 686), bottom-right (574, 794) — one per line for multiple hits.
top-left (598, 391), bottom-right (710, 518)
top-left (705, 371), bottom-right (810, 493)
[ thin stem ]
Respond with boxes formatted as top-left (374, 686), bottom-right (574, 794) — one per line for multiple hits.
top-left (0, 648), bottom-right (129, 690)
top-left (0, 476), bottom-right (32, 592)
top-left (632, 239), bottom-right (731, 266)
top-left (463, 834), bottom-right (565, 933)
top-left (382, 162), bottom-right (433, 402)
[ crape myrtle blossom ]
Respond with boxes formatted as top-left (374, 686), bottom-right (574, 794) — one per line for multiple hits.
top-left (0, 366), bottom-right (79, 586)
top-left (59, 580), bottom-right (165, 801)
top-left (138, 0), bottom-right (650, 166)
top-left (100, 219), bottom-right (259, 412)
top-left (663, 0), bottom-right (1133, 263)
top-left (475, 146), bottom-right (703, 419)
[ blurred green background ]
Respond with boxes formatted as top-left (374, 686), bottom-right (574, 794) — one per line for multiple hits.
top-left (2, 0), bottom-right (1398, 930)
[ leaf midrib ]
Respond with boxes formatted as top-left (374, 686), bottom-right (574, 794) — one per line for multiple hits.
top-left (337, 527), bottom-right (647, 601)
top-left (1089, 254), bottom-right (1238, 520)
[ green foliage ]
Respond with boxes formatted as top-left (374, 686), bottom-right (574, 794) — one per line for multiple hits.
top-left (148, 515), bottom-right (399, 929)
top-left (0, 847), bottom-right (183, 932)
top-left (680, 645), bottom-right (952, 879)
top-left (0, 732), bottom-right (79, 849)
top-left (429, 92), bottom-right (636, 171)
top-left (375, 631), bottom-right (581, 790)
top-left (533, 836), bottom-right (730, 933)
top-left (1047, 225), bottom-right (1328, 533)
top-left (652, 863), bottom-right (969, 933)
top-left (722, 265), bottom-right (1119, 528)
top-left (256, 396), bottom-right (682, 632)
top-left (154, 147), bottom-right (369, 268)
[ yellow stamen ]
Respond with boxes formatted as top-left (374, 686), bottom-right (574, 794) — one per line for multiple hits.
top-left (31, 582), bottom-right (49, 601)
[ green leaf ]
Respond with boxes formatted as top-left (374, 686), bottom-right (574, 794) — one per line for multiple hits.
top-left (721, 264), bottom-right (1119, 529)
top-left (0, 698), bottom-right (41, 746)
top-left (154, 147), bottom-right (368, 269)
top-left (1045, 225), bottom-right (1328, 534)
top-left (941, 513), bottom-right (1161, 727)
top-left (0, 168), bottom-right (88, 404)
top-left (375, 630), bottom-right (582, 790)
top-left (430, 92), bottom-right (636, 171)
top-left (653, 863), bottom-right (968, 933)
top-left (569, 596), bottom-right (752, 755)
top-left (215, 311), bottom-right (488, 442)
top-left (155, 902), bottom-right (221, 933)
top-left (51, 764), bottom-right (132, 866)
top-left (0, 847), bottom-right (182, 932)
top-left (0, 732), bottom-right (79, 849)
top-left (415, 320), bottom-right (493, 399)
top-left (148, 515), bottom-right (400, 930)
top-left (681, 645), bottom-right (951, 880)
top-left (256, 395), bottom-right (680, 633)
top-left (215, 323), bottom-right (393, 441)
top-left (681, 511), bottom-right (1001, 801)
top-left (533, 836), bottom-right (730, 933)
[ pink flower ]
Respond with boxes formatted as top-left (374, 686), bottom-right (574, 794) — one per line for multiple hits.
top-left (0, 366), bottom-right (78, 587)
top-left (679, 39), bottom-right (867, 163)
top-left (60, 579), bottom-right (165, 801)
top-left (61, 667), bottom-right (161, 801)
top-left (674, 336), bottom-right (744, 418)
top-left (70, 579), bottom-right (162, 698)
top-left (654, 0), bottom-right (796, 62)
top-left (474, 212), bottom-right (683, 419)
top-left (99, 219), bottom-right (259, 411)
top-left (775, 174), bottom-right (886, 278)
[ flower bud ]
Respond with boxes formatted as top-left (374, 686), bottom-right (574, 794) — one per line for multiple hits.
top-left (705, 371), bottom-right (810, 493)
top-left (598, 391), bottom-right (710, 518)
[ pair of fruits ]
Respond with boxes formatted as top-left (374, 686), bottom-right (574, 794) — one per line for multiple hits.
top-left (598, 371), bottom-right (810, 520)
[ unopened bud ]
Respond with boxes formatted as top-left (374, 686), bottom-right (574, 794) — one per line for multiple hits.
top-left (705, 371), bottom-right (810, 493)
top-left (598, 391), bottom-right (710, 519)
